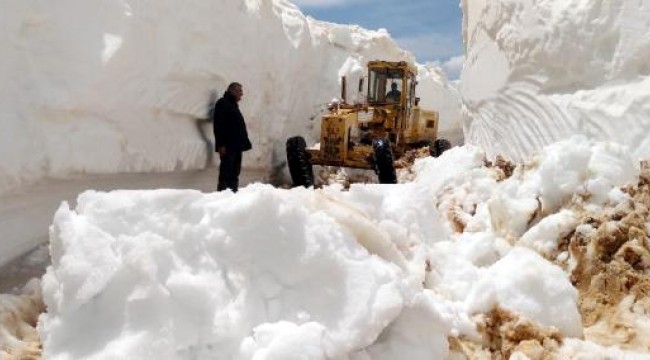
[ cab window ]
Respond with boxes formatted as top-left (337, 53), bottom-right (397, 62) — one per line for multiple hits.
top-left (368, 68), bottom-right (404, 104)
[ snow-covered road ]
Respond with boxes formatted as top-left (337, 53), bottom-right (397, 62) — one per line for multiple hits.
top-left (0, 168), bottom-right (269, 292)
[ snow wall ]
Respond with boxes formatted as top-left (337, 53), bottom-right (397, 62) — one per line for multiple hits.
top-left (0, 0), bottom-right (462, 196)
top-left (461, 0), bottom-right (650, 161)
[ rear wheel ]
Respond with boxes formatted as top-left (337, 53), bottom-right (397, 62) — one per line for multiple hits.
top-left (286, 136), bottom-right (314, 188)
top-left (432, 138), bottom-right (451, 157)
top-left (372, 138), bottom-right (397, 184)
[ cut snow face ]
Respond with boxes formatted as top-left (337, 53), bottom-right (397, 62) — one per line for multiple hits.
top-left (35, 138), bottom-right (650, 359)
top-left (461, 0), bottom-right (650, 161)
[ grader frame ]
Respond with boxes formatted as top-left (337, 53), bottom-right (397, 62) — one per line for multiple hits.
top-left (287, 60), bottom-right (450, 186)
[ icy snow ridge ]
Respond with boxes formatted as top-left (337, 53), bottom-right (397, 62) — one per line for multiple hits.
top-left (461, 0), bottom-right (650, 161)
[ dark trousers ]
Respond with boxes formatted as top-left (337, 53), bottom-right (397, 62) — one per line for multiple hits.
top-left (218, 151), bottom-right (242, 192)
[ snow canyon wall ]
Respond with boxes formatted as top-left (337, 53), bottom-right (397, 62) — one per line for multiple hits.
top-left (461, 0), bottom-right (650, 161)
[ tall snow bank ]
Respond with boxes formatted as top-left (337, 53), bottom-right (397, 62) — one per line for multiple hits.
top-left (461, 0), bottom-right (650, 161)
top-left (0, 0), bottom-right (461, 195)
top-left (416, 65), bottom-right (463, 146)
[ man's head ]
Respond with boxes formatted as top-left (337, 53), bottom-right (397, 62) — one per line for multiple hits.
top-left (227, 82), bottom-right (244, 102)
top-left (391, 82), bottom-right (398, 91)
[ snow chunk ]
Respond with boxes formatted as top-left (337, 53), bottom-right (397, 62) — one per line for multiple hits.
top-left (465, 247), bottom-right (583, 338)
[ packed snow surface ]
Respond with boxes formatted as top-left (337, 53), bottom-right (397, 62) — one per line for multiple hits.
top-left (0, 0), bottom-right (461, 197)
top-left (39, 138), bottom-right (650, 359)
top-left (461, 0), bottom-right (650, 161)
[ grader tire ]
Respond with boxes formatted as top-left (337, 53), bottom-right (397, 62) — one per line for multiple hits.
top-left (432, 138), bottom-right (452, 157)
top-left (286, 136), bottom-right (314, 188)
top-left (372, 138), bottom-right (397, 184)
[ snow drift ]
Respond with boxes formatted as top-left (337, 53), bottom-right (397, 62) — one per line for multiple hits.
top-left (461, 0), bottom-right (650, 161)
top-left (0, 0), bottom-right (461, 196)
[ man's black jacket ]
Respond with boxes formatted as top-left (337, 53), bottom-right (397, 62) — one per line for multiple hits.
top-left (212, 91), bottom-right (252, 153)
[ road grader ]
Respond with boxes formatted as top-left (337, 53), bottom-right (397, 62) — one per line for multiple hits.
top-left (286, 60), bottom-right (450, 187)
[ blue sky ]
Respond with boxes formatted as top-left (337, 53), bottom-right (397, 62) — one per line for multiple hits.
top-left (293, 0), bottom-right (464, 78)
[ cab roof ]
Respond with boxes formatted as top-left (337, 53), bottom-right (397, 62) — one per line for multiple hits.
top-left (367, 60), bottom-right (417, 76)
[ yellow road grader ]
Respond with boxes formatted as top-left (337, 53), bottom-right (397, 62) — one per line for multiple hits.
top-left (286, 60), bottom-right (450, 187)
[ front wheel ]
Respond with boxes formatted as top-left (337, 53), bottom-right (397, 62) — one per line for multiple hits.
top-left (372, 138), bottom-right (397, 184)
top-left (286, 136), bottom-right (314, 188)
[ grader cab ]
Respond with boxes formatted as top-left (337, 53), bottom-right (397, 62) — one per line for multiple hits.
top-left (286, 60), bottom-right (450, 187)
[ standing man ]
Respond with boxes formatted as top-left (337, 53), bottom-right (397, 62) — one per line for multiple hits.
top-left (212, 82), bottom-right (252, 192)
